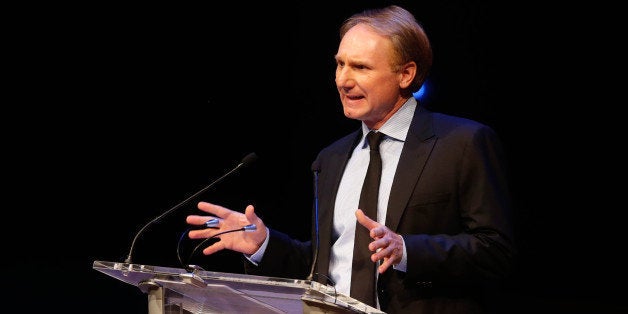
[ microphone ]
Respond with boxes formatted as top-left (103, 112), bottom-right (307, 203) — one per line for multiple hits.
top-left (124, 152), bottom-right (258, 264)
top-left (307, 159), bottom-right (321, 281)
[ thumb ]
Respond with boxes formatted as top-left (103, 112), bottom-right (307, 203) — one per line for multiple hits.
top-left (356, 209), bottom-right (378, 229)
top-left (245, 205), bottom-right (260, 224)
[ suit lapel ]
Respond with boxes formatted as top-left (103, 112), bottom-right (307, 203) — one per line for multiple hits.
top-left (317, 130), bottom-right (362, 279)
top-left (386, 106), bottom-right (436, 231)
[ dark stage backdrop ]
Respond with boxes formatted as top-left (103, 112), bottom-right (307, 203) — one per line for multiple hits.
top-left (7, 1), bottom-right (622, 313)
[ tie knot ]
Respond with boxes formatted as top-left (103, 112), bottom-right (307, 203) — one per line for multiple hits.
top-left (366, 131), bottom-right (384, 151)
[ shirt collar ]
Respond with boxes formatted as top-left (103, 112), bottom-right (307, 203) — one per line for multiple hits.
top-left (360, 97), bottom-right (416, 146)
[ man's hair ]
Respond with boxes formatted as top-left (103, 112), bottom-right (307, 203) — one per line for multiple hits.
top-left (339, 5), bottom-right (433, 94)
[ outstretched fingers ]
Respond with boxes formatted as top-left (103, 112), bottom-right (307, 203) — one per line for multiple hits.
top-left (186, 215), bottom-right (216, 226)
top-left (197, 201), bottom-right (232, 216)
top-left (202, 239), bottom-right (226, 255)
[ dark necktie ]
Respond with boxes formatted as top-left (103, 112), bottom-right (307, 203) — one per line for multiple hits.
top-left (350, 130), bottom-right (384, 307)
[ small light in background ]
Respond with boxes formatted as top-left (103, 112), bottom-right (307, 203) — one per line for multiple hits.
top-left (413, 80), bottom-right (428, 100)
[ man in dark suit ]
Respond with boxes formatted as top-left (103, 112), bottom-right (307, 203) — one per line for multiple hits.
top-left (187, 5), bottom-right (515, 313)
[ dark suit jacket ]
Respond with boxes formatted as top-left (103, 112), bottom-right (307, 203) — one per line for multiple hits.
top-left (245, 105), bottom-right (516, 313)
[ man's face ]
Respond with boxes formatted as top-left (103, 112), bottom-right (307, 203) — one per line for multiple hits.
top-left (335, 24), bottom-right (405, 130)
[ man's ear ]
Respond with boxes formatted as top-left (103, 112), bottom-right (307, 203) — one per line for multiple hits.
top-left (399, 61), bottom-right (417, 89)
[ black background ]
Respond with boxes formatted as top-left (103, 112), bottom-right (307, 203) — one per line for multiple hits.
top-left (6, 1), bottom-right (622, 313)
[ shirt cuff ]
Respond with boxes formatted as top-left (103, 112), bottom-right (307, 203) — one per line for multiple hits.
top-left (244, 227), bottom-right (270, 266)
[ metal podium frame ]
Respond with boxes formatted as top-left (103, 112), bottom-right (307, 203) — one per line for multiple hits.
top-left (93, 260), bottom-right (385, 314)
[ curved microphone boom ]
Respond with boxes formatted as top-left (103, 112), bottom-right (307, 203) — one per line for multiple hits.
top-left (307, 159), bottom-right (321, 281)
top-left (124, 152), bottom-right (258, 264)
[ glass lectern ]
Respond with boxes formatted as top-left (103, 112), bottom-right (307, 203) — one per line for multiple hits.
top-left (93, 260), bottom-right (385, 314)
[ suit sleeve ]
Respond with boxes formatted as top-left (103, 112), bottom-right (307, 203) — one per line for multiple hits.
top-left (243, 228), bottom-right (312, 279)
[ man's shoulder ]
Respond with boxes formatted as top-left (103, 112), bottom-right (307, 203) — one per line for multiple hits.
top-left (422, 108), bottom-right (492, 133)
